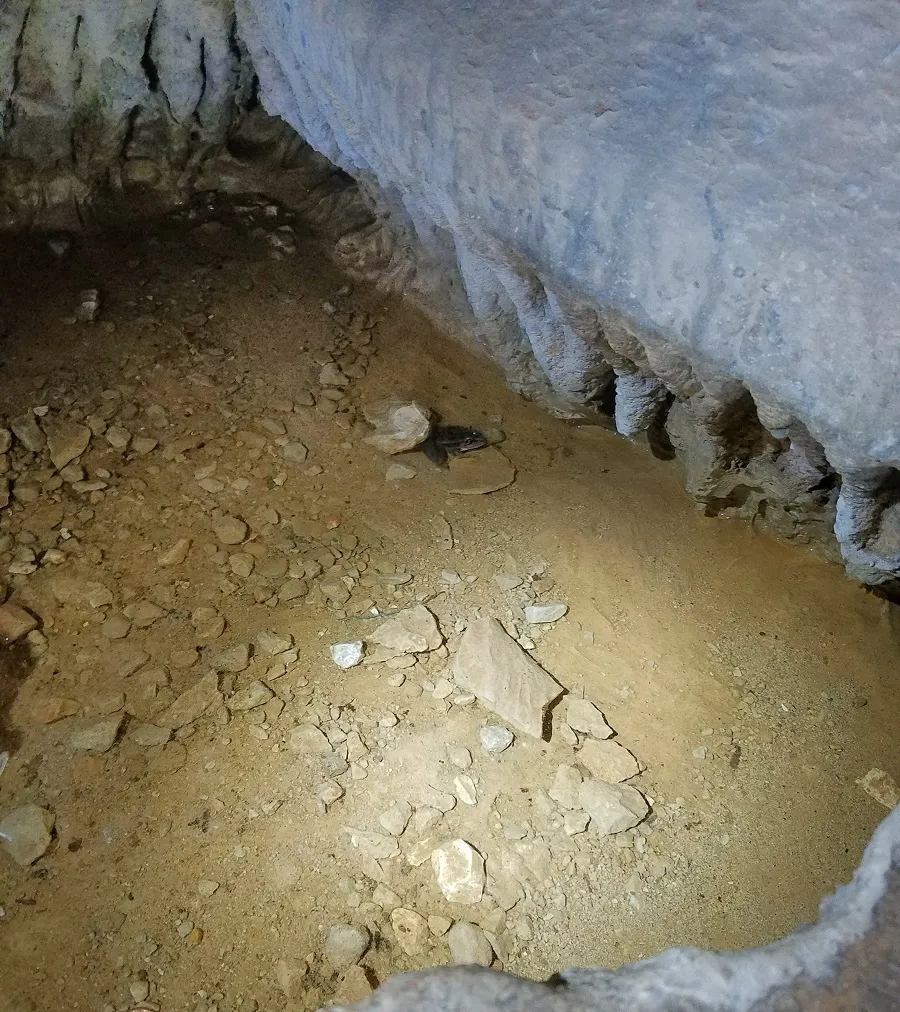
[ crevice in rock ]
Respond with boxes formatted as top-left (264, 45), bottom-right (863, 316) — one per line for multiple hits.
top-left (140, 6), bottom-right (161, 93)
top-left (5, 1), bottom-right (33, 132)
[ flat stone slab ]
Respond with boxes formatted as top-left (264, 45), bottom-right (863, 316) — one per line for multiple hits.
top-left (448, 448), bottom-right (515, 495)
top-left (0, 805), bottom-right (55, 866)
top-left (452, 617), bottom-right (563, 738)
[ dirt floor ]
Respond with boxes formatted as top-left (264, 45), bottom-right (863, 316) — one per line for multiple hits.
top-left (0, 197), bottom-right (898, 1012)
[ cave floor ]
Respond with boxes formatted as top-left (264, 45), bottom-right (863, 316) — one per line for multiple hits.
top-left (0, 197), bottom-right (897, 1012)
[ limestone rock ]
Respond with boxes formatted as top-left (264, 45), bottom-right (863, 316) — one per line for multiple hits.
top-left (452, 618), bottom-right (563, 738)
top-left (578, 779), bottom-right (649, 835)
top-left (45, 419), bottom-right (91, 470)
top-left (446, 921), bottom-right (493, 966)
top-left (210, 642), bottom-right (251, 672)
top-left (31, 697), bottom-right (80, 724)
top-left (549, 764), bottom-right (583, 810)
top-left (10, 413), bottom-right (46, 452)
top-left (391, 908), bottom-right (429, 955)
top-left (371, 604), bottom-right (442, 655)
top-left (431, 839), bottom-right (485, 904)
top-left (214, 516), bottom-right (248, 545)
top-left (578, 739), bottom-right (640, 782)
top-left (0, 602), bottom-right (38, 644)
top-left (67, 714), bottom-right (124, 754)
top-left (362, 400), bottom-right (431, 453)
top-left (379, 800), bottom-right (413, 836)
top-left (480, 725), bottom-right (514, 753)
top-left (156, 673), bottom-right (221, 729)
top-left (324, 924), bottom-right (370, 967)
top-left (524, 603), bottom-right (568, 624)
top-left (289, 724), bottom-right (331, 754)
top-left (0, 805), bottom-right (55, 866)
top-left (565, 697), bottom-right (614, 740)
top-left (227, 680), bottom-right (274, 712)
top-left (857, 768), bottom-right (900, 810)
top-left (158, 538), bottom-right (191, 567)
top-left (448, 447), bottom-right (516, 495)
top-left (331, 641), bottom-right (365, 668)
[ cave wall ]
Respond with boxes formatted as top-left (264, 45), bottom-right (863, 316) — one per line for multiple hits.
top-left (1, 2), bottom-right (899, 1008)
top-left (3, 0), bottom-right (898, 585)
top-left (233, 0), bottom-right (900, 587)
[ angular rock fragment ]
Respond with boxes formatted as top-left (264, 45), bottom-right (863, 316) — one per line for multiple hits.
top-left (67, 714), bottom-right (124, 754)
top-left (324, 924), bottom-right (370, 968)
top-left (45, 419), bottom-right (91, 470)
top-left (549, 764), bottom-right (583, 810)
top-left (565, 697), bottom-right (614, 739)
top-left (447, 921), bottom-right (493, 966)
top-left (0, 603), bottom-right (38, 644)
top-left (578, 739), bottom-right (640, 782)
top-left (371, 604), bottom-right (442, 655)
top-left (156, 673), bottom-right (221, 729)
top-left (227, 680), bottom-right (274, 712)
top-left (10, 413), bottom-right (46, 452)
top-left (0, 805), bottom-right (55, 866)
top-left (578, 779), bottom-right (649, 835)
top-left (524, 603), bottom-right (568, 624)
top-left (391, 908), bottom-right (429, 955)
top-left (158, 538), bottom-right (191, 567)
top-left (31, 697), bottom-right (80, 724)
top-left (431, 839), bottom-right (485, 904)
top-left (857, 768), bottom-right (900, 809)
top-left (331, 641), bottom-right (364, 668)
top-left (363, 400), bottom-right (432, 453)
top-left (452, 617), bottom-right (562, 738)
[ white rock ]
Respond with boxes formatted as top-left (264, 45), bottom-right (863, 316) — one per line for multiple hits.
top-left (331, 641), bottom-right (364, 668)
top-left (324, 924), bottom-right (370, 967)
top-left (480, 725), bottom-right (514, 752)
top-left (524, 603), bottom-right (568, 624)
top-left (446, 921), bottom-right (493, 966)
top-left (578, 779), bottom-right (649, 835)
top-left (454, 775), bottom-right (477, 806)
top-left (391, 908), bottom-right (429, 955)
top-left (363, 400), bottom-right (432, 453)
top-left (452, 618), bottom-right (563, 738)
top-left (0, 805), bottom-right (55, 865)
top-left (579, 739), bottom-right (640, 782)
top-left (565, 697), bottom-right (614, 739)
top-left (431, 839), bottom-right (485, 904)
top-left (197, 879), bottom-right (220, 897)
top-left (493, 572), bottom-right (522, 591)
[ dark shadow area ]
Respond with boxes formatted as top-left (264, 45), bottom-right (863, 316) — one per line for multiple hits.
top-left (0, 639), bottom-right (34, 754)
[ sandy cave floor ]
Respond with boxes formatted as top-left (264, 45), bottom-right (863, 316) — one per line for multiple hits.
top-left (0, 197), bottom-right (897, 1012)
